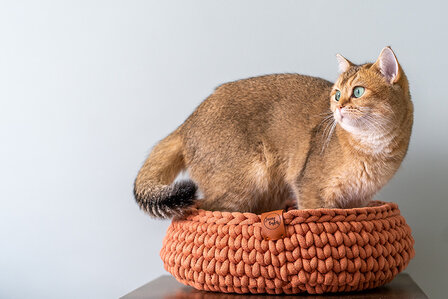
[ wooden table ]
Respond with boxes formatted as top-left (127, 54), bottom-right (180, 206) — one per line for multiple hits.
top-left (121, 273), bottom-right (427, 298)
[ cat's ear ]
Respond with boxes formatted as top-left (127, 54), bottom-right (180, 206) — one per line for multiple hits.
top-left (336, 54), bottom-right (354, 73)
top-left (373, 47), bottom-right (401, 84)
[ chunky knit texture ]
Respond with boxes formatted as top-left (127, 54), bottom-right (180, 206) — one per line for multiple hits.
top-left (160, 201), bottom-right (414, 294)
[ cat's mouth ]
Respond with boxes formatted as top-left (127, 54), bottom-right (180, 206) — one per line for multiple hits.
top-left (334, 107), bottom-right (358, 122)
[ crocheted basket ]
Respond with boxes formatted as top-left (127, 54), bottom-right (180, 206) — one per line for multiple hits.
top-left (160, 201), bottom-right (414, 295)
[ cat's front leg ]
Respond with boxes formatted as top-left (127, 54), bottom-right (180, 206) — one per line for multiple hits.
top-left (319, 186), bottom-right (373, 209)
top-left (291, 184), bottom-right (325, 209)
top-left (294, 183), bottom-right (360, 209)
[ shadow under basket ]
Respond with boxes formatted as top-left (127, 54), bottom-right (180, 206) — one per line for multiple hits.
top-left (160, 201), bottom-right (414, 295)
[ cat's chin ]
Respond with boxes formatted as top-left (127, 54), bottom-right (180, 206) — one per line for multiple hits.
top-left (334, 113), bottom-right (361, 133)
top-left (334, 110), bottom-right (359, 129)
top-left (337, 118), bottom-right (370, 136)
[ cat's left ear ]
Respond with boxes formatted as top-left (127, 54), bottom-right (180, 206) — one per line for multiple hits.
top-left (336, 54), bottom-right (354, 73)
top-left (373, 47), bottom-right (401, 84)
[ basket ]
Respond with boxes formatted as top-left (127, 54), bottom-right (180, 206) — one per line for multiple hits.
top-left (160, 201), bottom-right (414, 294)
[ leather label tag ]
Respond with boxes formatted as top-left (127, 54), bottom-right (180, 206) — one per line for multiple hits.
top-left (260, 210), bottom-right (285, 241)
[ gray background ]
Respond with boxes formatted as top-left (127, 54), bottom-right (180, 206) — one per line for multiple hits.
top-left (1, 1), bottom-right (447, 298)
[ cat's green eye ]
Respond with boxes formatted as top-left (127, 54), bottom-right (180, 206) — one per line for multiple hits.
top-left (353, 86), bottom-right (365, 98)
top-left (335, 90), bottom-right (341, 101)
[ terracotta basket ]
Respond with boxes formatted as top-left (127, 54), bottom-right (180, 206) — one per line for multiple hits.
top-left (160, 201), bottom-right (414, 295)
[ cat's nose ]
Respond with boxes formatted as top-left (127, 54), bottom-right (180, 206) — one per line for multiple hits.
top-left (337, 106), bottom-right (346, 116)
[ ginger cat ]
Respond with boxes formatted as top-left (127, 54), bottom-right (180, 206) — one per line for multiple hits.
top-left (134, 47), bottom-right (413, 218)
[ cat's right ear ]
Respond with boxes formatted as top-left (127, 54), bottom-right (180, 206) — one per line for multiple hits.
top-left (336, 54), bottom-right (354, 73)
top-left (372, 47), bottom-right (401, 84)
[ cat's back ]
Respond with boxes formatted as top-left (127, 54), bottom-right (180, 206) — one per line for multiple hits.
top-left (214, 73), bottom-right (333, 101)
top-left (182, 73), bottom-right (333, 132)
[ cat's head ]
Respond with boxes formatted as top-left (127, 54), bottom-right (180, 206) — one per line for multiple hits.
top-left (330, 47), bottom-right (411, 138)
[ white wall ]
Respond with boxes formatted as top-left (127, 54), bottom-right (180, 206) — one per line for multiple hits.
top-left (1, 1), bottom-right (447, 298)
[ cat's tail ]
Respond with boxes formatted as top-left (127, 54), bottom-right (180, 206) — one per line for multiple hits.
top-left (133, 130), bottom-right (197, 219)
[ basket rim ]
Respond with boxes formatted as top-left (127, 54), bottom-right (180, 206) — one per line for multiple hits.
top-left (178, 201), bottom-right (400, 225)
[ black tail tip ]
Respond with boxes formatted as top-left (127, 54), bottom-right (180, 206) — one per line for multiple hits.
top-left (170, 180), bottom-right (197, 205)
top-left (134, 180), bottom-right (198, 219)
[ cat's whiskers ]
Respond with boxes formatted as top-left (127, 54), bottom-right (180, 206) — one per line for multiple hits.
top-left (319, 114), bottom-right (337, 154)
top-left (344, 111), bottom-right (388, 135)
top-left (347, 113), bottom-right (400, 152)
top-left (318, 113), bottom-right (334, 124)
top-left (317, 113), bottom-right (335, 131)
top-left (324, 120), bottom-right (337, 153)
top-left (362, 114), bottom-right (400, 148)
top-left (336, 108), bottom-right (397, 152)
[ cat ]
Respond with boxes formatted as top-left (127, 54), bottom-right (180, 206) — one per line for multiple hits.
top-left (134, 47), bottom-right (413, 218)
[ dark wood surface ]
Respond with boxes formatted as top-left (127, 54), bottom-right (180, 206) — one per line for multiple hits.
top-left (121, 273), bottom-right (427, 299)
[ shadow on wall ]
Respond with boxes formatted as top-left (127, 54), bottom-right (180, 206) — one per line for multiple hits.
top-left (375, 149), bottom-right (448, 298)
